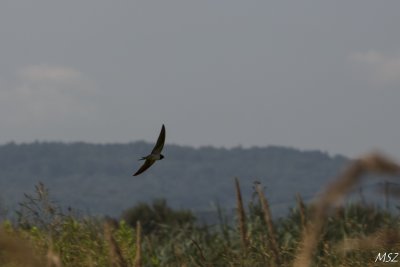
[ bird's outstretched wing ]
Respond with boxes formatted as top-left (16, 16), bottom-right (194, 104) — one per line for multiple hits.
top-left (151, 124), bottom-right (166, 154)
top-left (133, 159), bottom-right (155, 176)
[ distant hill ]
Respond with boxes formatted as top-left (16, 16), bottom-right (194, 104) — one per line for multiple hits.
top-left (0, 142), bottom-right (349, 218)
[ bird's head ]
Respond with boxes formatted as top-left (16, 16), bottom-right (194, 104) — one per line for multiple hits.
top-left (160, 154), bottom-right (164, 160)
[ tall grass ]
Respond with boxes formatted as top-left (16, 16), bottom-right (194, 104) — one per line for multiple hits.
top-left (293, 152), bottom-right (400, 267)
top-left (234, 177), bottom-right (248, 250)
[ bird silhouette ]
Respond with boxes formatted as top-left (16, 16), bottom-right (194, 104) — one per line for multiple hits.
top-left (133, 124), bottom-right (166, 176)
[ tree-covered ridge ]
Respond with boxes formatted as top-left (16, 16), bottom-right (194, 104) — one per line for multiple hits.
top-left (0, 142), bottom-right (348, 216)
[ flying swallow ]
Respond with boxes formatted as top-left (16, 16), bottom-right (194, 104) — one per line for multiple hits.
top-left (133, 124), bottom-right (166, 176)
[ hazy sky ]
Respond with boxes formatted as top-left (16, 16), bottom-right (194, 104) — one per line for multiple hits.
top-left (1, 1), bottom-right (400, 158)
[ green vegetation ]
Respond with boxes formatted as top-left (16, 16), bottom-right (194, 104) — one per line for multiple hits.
top-left (121, 198), bottom-right (195, 235)
top-left (0, 180), bottom-right (398, 267)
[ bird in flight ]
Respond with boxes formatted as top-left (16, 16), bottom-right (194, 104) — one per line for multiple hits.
top-left (133, 124), bottom-right (166, 176)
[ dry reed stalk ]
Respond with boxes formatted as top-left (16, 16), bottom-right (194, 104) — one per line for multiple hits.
top-left (46, 239), bottom-right (62, 267)
top-left (134, 221), bottom-right (142, 267)
top-left (296, 193), bottom-right (306, 229)
top-left (46, 252), bottom-right (62, 267)
top-left (293, 152), bottom-right (400, 267)
top-left (104, 222), bottom-right (128, 267)
top-left (234, 177), bottom-right (248, 249)
top-left (255, 182), bottom-right (281, 266)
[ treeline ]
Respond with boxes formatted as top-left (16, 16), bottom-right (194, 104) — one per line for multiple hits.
top-left (0, 141), bottom-right (347, 216)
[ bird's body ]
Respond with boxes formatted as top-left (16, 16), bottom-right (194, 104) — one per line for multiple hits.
top-left (133, 124), bottom-right (166, 176)
top-left (140, 154), bottom-right (164, 161)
